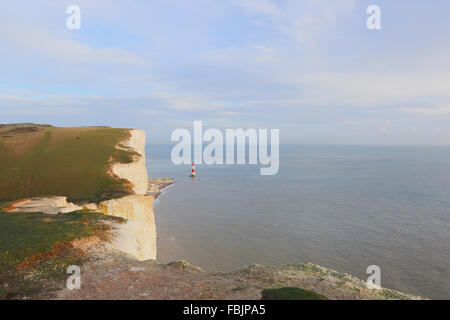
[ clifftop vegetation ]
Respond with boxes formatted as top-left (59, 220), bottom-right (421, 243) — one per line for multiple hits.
top-left (0, 124), bottom-right (135, 203)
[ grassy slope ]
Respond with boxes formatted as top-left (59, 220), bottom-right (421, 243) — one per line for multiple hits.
top-left (0, 207), bottom-right (124, 299)
top-left (0, 124), bottom-right (135, 203)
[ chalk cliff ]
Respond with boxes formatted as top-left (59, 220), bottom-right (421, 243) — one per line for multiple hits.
top-left (102, 129), bottom-right (156, 261)
top-left (112, 129), bottom-right (149, 195)
top-left (98, 195), bottom-right (156, 261)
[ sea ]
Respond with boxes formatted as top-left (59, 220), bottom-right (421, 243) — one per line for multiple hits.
top-left (146, 144), bottom-right (450, 299)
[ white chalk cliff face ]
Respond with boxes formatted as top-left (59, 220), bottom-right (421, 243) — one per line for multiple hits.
top-left (112, 129), bottom-right (149, 195)
top-left (103, 129), bottom-right (156, 261)
top-left (98, 195), bottom-right (156, 261)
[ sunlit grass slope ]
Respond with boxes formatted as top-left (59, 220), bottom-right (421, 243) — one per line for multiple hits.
top-left (0, 207), bottom-right (124, 299)
top-left (0, 124), bottom-right (135, 203)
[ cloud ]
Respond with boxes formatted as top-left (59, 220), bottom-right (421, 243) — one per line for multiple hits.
top-left (220, 111), bottom-right (241, 116)
top-left (0, 92), bottom-right (90, 116)
top-left (3, 107), bottom-right (87, 116)
top-left (147, 92), bottom-right (228, 111)
top-left (232, 0), bottom-right (280, 17)
top-left (0, 23), bottom-right (149, 66)
top-left (400, 106), bottom-right (450, 115)
top-left (247, 71), bottom-right (450, 112)
top-left (232, 0), bottom-right (356, 46)
top-left (0, 95), bottom-right (35, 102)
top-left (135, 109), bottom-right (161, 116)
top-left (379, 120), bottom-right (395, 134)
top-left (340, 120), bottom-right (379, 126)
top-left (0, 90), bottom-right (227, 116)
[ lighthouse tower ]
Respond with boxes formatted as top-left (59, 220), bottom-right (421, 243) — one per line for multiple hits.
top-left (190, 162), bottom-right (196, 177)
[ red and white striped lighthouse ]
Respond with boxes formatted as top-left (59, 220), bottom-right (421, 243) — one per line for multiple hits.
top-left (190, 162), bottom-right (196, 177)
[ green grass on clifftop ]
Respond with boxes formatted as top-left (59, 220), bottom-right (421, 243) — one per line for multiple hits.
top-left (0, 207), bottom-right (124, 299)
top-left (0, 124), bottom-right (135, 203)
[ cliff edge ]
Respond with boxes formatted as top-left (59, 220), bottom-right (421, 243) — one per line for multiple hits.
top-left (100, 129), bottom-right (156, 261)
top-left (56, 250), bottom-right (425, 300)
top-left (111, 129), bottom-right (149, 195)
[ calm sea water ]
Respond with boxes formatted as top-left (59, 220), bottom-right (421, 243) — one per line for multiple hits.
top-left (147, 145), bottom-right (450, 299)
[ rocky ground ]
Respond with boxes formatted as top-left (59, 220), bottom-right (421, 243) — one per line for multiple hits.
top-left (56, 241), bottom-right (424, 300)
top-left (147, 178), bottom-right (174, 197)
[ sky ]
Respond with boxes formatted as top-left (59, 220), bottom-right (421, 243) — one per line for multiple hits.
top-left (1, 0), bottom-right (450, 144)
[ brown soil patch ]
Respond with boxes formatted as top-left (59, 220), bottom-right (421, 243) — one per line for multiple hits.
top-left (0, 127), bottom-right (40, 136)
top-left (71, 236), bottom-right (102, 251)
top-left (15, 236), bottom-right (101, 271)
top-left (16, 241), bottom-right (77, 271)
